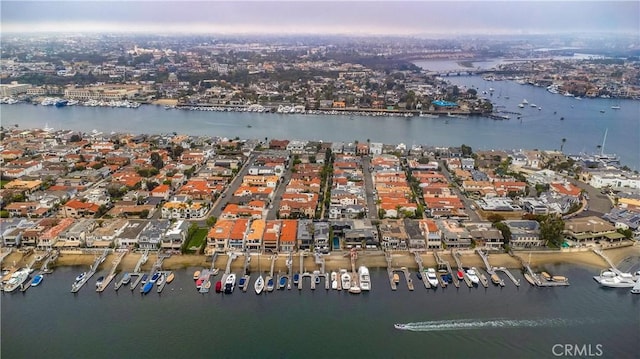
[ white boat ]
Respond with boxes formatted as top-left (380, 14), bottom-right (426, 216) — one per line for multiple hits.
top-left (466, 268), bottom-right (480, 285)
top-left (358, 266), bottom-right (371, 291)
top-left (224, 273), bottom-right (236, 294)
top-left (394, 323), bottom-right (408, 330)
top-left (530, 103), bottom-right (537, 108)
top-left (340, 270), bottom-right (351, 290)
top-left (631, 279), bottom-right (640, 294)
top-left (611, 105), bottom-right (621, 110)
top-left (593, 270), bottom-right (636, 288)
top-left (522, 98), bottom-right (529, 104)
top-left (3, 269), bottom-right (30, 292)
top-left (156, 274), bottom-right (165, 286)
top-left (254, 275), bottom-right (265, 295)
top-left (348, 285), bottom-right (361, 294)
top-left (330, 271), bottom-right (338, 290)
top-left (518, 103), bottom-right (525, 108)
top-left (426, 268), bottom-right (439, 288)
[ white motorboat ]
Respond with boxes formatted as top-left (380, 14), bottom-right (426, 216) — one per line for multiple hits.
top-left (254, 275), bottom-right (265, 295)
top-left (466, 268), bottom-right (480, 285)
top-left (593, 270), bottom-right (636, 288)
top-left (358, 266), bottom-right (371, 291)
top-left (426, 268), bottom-right (439, 288)
top-left (340, 270), bottom-right (351, 290)
top-left (631, 279), bottom-right (640, 294)
top-left (394, 323), bottom-right (407, 330)
top-left (330, 271), bottom-right (338, 290)
top-left (348, 285), bottom-right (361, 294)
top-left (224, 273), bottom-right (236, 294)
top-left (3, 269), bottom-right (30, 292)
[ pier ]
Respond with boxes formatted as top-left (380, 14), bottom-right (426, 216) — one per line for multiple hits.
top-left (385, 251), bottom-right (397, 290)
top-left (413, 251), bottom-right (432, 289)
top-left (385, 251), bottom-right (413, 291)
top-left (297, 252), bottom-right (305, 290)
top-left (97, 251), bottom-right (126, 292)
top-left (349, 249), bottom-right (358, 289)
top-left (157, 271), bottom-right (172, 293)
top-left (130, 273), bottom-right (143, 291)
top-left (477, 249), bottom-right (504, 286)
top-left (434, 251), bottom-right (459, 288)
top-left (286, 253), bottom-right (293, 290)
top-left (593, 248), bottom-right (621, 274)
top-left (240, 253), bottom-right (251, 292)
top-left (452, 251), bottom-right (473, 288)
top-left (71, 249), bottom-right (109, 293)
top-left (495, 267), bottom-right (520, 287)
top-left (134, 250), bottom-right (149, 273)
top-left (220, 252), bottom-right (238, 286)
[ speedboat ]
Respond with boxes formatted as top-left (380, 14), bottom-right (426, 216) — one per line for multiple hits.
top-left (238, 276), bottom-right (246, 288)
top-left (278, 276), bottom-right (287, 290)
top-left (140, 274), bottom-right (149, 284)
top-left (593, 270), bottom-right (636, 288)
top-left (541, 272), bottom-right (552, 281)
top-left (121, 272), bottom-right (131, 285)
top-left (156, 274), bottom-right (165, 286)
top-left (96, 276), bottom-right (105, 288)
top-left (358, 266), bottom-right (371, 291)
top-left (215, 281), bottom-right (222, 293)
top-left (426, 268), bottom-right (438, 288)
top-left (141, 281), bottom-right (153, 294)
top-left (466, 268), bottom-right (480, 285)
top-left (150, 272), bottom-right (160, 283)
top-left (75, 272), bottom-right (87, 282)
top-left (341, 271), bottom-right (351, 290)
top-left (31, 274), bottom-right (44, 287)
top-left (293, 273), bottom-right (300, 285)
top-left (254, 275), bottom-right (265, 294)
top-left (491, 274), bottom-right (504, 286)
top-left (193, 271), bottom-right (201, 280)
top-left (631, 280), bottom-right (640, 294)
top-left (393, 273), bottom-right (400, 284)
top-left (266, 277), bottom-right (275, 292)
top-left (166, 272), bottom-right (175, 284)
top-left (224, 274), bottom-right (236, 294)
top-left (394, 324), bottom-right (407, 330)
top-left (349, 285), bottom-right (361, 294)
top-left (196, 278), bottom-right (204, 289)
top-left (457, 269), bottom-right (465, 281)
top-left (416, 271), bottom-right (422, 280)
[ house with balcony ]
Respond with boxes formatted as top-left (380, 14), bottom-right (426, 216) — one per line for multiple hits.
top-left (115, 220), bottom-right (147, 248)
top-left (503, 220), bottom-right (544, 249)
top-left (206, 219), bottom-right (235, 253)
top-left (379, 219), bottom-right (408, 250)
top-left (138, 220), bottom-right (171, 250)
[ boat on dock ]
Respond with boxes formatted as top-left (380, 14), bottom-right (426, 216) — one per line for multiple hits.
top-left (552, 275), bottom-right (567, 283)
top-left (196, 278), bottom-right (204, 290)
top-left (593, 270), bottom-right (635, 288)
top-left (631, 279), bottom-right (640, 294)
top-left (426, 268), bottom-right (438, 288)
top-left (193, 271), bottom-right (201, 280)
top-left (121, 272), bottom-right (131, 285)
top-left (95, 276), bottom-right (105, 288)
top-left (331, 271), bottom-right (338, 290)
top-left (166, 272), bottom-right (175, 284)
top-left (150, 272), bottom-right (160, 283)
top-left (358, 266), bottom-right (371, 291)
top-left (466, 268), bottom-right (480, 286)
top-left (31, 274), bottom-right (44, 287)
top-left (541, 272), bottom-right (552, 281)
top-left (491, 274), bottom-right (504, 286)
top-left (349, 285), bottom-right (361, 294)
top-left (341, 270), bottom-right (352, 290)
top-left (254, 275), bottom-right (265, 294)
top-left (4, 269), bottom-right (30, 292)
top-left (224, 274), bottom-right (236, 294)
top-left (215, 281), bottom-right (222, 293)
top-left (293, 273), bottom-right (300, 285)
top-left (278, 276), bottom-right (287, 290)
top-left (416, 271), bottom-right (422, 280)
top-left (457, 269), bottom-right (465, 281)
top-left (392, 273), bottom-right (400, 284)
top-left (524, 273), bottom-right (536, 286)
top-left (141, 281), bottom-right (153, 294)
top-left (75, 272), bottom-right (87, 282)
top-left (156, 274), bottom-right (165, 286)
top-left (140, 274), bottom-right (149, 284)
top-left (266, 277), bottom-right (275, 292)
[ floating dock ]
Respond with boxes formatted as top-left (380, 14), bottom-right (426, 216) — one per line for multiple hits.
top-left (413, 251), bottom-right (431, 289)
top-left (97, 251), bottom-right (126, 292)
top-left (435, 251), bottom-right (459, 288)
top-left (71, 250), bottom-right (109, 293)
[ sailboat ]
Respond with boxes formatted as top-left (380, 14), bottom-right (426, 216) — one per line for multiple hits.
top-left (594, 129), bottom-right (620, 165)
top-left (254, 255), bottom-right (264, 295)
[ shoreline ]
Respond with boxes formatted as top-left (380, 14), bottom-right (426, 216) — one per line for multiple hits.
top-left (4, 245), bottom-right (639, 274)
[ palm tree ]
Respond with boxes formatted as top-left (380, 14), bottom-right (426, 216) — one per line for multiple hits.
top-left (560, 138), bottom-right (566, 152)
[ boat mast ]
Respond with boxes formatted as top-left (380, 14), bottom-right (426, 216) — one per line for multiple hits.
top-left (600, 129), bottom-right (608, 156)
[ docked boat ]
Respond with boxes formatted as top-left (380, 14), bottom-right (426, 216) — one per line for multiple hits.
top-left (349, 285), bottom-right (361, 294)
top-left (224, 274), bottom-right (236, 294)
top-left (611, 105), bottom-right (621, 110)
top-left (254, 275), bottom-right (265, 294)
top-left (215, 281), bottom-right (222, 293)
top-left (631, 280), bottom-right (640, 294)
top-left (31, 274), bottom-right (44, 287)
top-left (4, 269), bottom-right (30, 292)
top-left (55, 99), bottom-right (69, 107)
top-left (121, 272), bottom-right (131, 285)
top-left (331, 271), bottom-right (338, 290)
top-left (552, 275), bottom-right (567, 282)
top-left (358, 266), bottom-right (371, 291)
top-left (426, 268), bottom-right (438, 288)
top-left (75, 272), bottom-right (87, 282)
top-left (457, 269), bottom-right (465, 281)
top-left (150, 272), bottom-right (160, 283)
top-left (522, 98), bottom-right (529, 104)
top-left (416, 271), bottom-right (422, 280)
top-left (392, 273), bottom-right (400, 284)
top-left (95, 276), bottom-right (105, 288)
top-left (593, 270), bottom-right (636, 288)
top-left (196, 278), bottom-right (204, 289)
top-left (156, 274), bottom-right (165, 286)
top-left (491, 274), bottom-right (504, 286)
top-left (278, 276), bottom-right (287, 290)
top-left (293, 273), bottom-right (300, 285)
top-left (466, 268), bottom-right (480, 285)
top-left (140, 274), bottom-right (149, 284)
top-left (203, 281), bottom-right (211, 290)
top-left (266, 277), bottom-right (275, 292)
top-left (541, 272), bottom-right (552, 281)
top-left (524, 273), bottom-right (536, 286)
top-left (238, 276), bottom-right (246, 288)
top-left (166, 272), bottom-right (175, 284)
top-left (193, 271), bottom-right (201, 280)
top-left (141, 281), bottom-right (153, 294)
top-left (341, 271), bottom-right (351, 290)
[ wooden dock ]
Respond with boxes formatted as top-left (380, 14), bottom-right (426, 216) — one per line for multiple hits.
top-left (385, 251), bottom-right (397, 290)
top-left (434, 251), bottom-right (459, 288)
top-left (129, 273), bottom-right (143, 290)
top-left (134, 250), bottom-right (149, 273)
top-left (97, 251), bottom-right (126, 292)
top-left (413, 251), bottom-right (432, 289)
top-left (71, 250), bottom-right (109, 293)
top-left (495, 267), bottom-right (520, 286)
top-left (286, 253), bottom-right (293, 290)
top-left (401, 267), bottom-right (414, 291)
top-left (452, 251), bottom-right (473, 288)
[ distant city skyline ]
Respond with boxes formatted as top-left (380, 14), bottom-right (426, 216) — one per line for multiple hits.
top-left (1, 1), bottom-right (638, 36)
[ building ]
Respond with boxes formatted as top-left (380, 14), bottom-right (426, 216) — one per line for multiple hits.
top-left (503, 220), bottom-right (544, 249)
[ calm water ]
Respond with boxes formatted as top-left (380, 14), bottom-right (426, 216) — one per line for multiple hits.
top-left (2, 77), bottom-right (638, 169)
top-left (2, 265), bottom-right (639, 358)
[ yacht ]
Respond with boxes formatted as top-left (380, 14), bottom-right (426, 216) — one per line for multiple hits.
top-left (611, 105), bottom-right (621, 110)
top-left (631, 279), bottom-right (640, 294)
top-left (340, 270), bottom-right (351, 290)
top-left (4, 269), bottom-right (30, 292)
top-left (331, 271), bottom-right (338, 290)
top-left (522, 98), bottom-right (529, 104)
top-left (75, 272), bottom-right (87, 282)
top-left (254, 275), bottom-right (265, 295)
top-left (95, 276), bottom-right (105, 288)
top-left (121, 272), bottom-right (131, 285)
top-left (466, 268), bottom-right (480, 285)
top-left (224, 274), bottom-right (236, 294)
top-left (358, 266), bottom-right (371, 291)
top-left (426, 268), bottom-right (439, 288)
top-left (593, 270), bottom-right (636, 288)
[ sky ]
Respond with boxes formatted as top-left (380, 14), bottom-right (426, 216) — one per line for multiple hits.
top-left (1, 1), bottom-right (639, 36)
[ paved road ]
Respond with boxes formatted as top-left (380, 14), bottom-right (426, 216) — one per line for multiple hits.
top-left (568, 178), bottom-right (613, 215)
top-left (439, 161), bottom-right (481, 221)
top-left (266, 156), bottom-right (293, 220)
top-left (210, 154), bottom-right (254, 219)
top-left (362, 156), bottom-right (378, 220)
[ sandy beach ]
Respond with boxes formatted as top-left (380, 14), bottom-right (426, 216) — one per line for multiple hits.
top-left (3, 244), bottom-right (639, 274)
top-left (151, 99), bottom-right (178, 106)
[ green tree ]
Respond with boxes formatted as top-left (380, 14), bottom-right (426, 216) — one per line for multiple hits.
top-left (206, 216), bottom-right (218, 227)
top-left (538, 215), bottom-right (565, 247)
top-left (150, 152), bottom-right (164, 170)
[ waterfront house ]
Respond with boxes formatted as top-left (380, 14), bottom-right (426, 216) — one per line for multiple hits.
top-left (418, 219), bottom-right (443, 250)
top-left (115, 220), bottom-right (147, 248)
top-left (245, 219), bottom-right (265, 252)
top-left (503, 220), bottom-right (544, 249)
top-left (379, 219), bottom-right (408, 250)
top-left (61, 199), bottom-right (101, 219)
top-left (437, 220), bottom-right (472, 249)
top-left (86, 219), bottom-right (128, 248)
top-left (297, 219), bottom-right (314, 250)
top-left (55, 219), bottom-right (97, 248)
top-left (262, 220), bottom-right (281, 252)
top-left (279, 219), bottom-right (298, 252)
top-left (161, 220), bottom-right (188, 251)
top-left (403, 219), bottom-right (426, 249)
top-left (465, 222), bottom-right (504, 250)
top-left (206, 220), bottom-right (235, 253)
top-left (229, 219), bottom-right (249, 251)
top-left (37, 218), bottom-right (75, 249)
top-left (564, 216), bottom-right (624, 245)
top-left (313, 221), bottom-right (330, 253)
top-left (138, 220), bottom-right (171, 250)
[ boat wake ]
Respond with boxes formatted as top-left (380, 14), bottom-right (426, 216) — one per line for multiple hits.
top-left (394, 318), bottom-right (587, 332)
